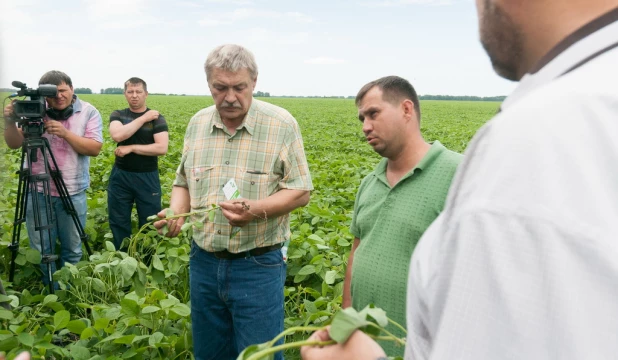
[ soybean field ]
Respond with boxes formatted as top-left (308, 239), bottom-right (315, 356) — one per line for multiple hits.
top-left (0, 95), bottom-right (499, 359)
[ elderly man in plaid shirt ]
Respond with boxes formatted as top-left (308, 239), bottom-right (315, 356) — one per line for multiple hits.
top-left (155, 44), bottom-right (313, 360)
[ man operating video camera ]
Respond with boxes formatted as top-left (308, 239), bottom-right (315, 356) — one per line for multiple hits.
top-left (3, 70), bottom-right (103, 284)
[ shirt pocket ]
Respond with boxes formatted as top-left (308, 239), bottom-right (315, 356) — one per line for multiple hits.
top-left (186, 165), bottom-right (215, 209)
top-left (240, 170), bottom-right (277, 200)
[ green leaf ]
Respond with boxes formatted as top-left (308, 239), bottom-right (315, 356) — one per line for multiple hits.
top-left (80, 327), bottom-right (96, 340)
top-left (67, 319), bottom-right (88, 335)
top-left (94, 318), bottom-right (110, 331)
top-left (54, 310), bottom-right (71, 330)
top-left (15, 253), bottom-right (26, 266)
top-left (303, 299), bottom-right (318, 314)
top-left (114, 334), bottom-right (136, 344)
top-left (148, 332), bottom-right (164, 346)
top-left (337, 238), bottom-right (350, 247)
top-left (69, 344), bottom-right (91, 360)
top-left (119, 257), bottom-right (138, 281)
top-left (105, 241), bottom-right (116, 252)
top-left (91, 278), bottom-right (106, 292)
top-left (160, 298), bottom-right (178, 309)
top-left (195, 221), bottom-right (204, 229)
top-left (181, 222), bottom-right (192, 232)
top-left (146, 214), bottom-right (158, 222)
top-left (298, 265), bottom-right (316, 276)
top-left (17, 332), bottom-right (34, 347)
top-left (25, 248), bottom-right (41, 264)
top-left (0, 335), bottom-right (18, 352)
top-left (0, 309), bottom-right (13, 320)
top-left (324, 270), bottom-right (337, 285)
top-left (328, 308), bottom-right (369, 343)
top-left (208, 210), bottom-right (216, 222)
top-left (165, 208), bottom-right (175, 217)
top-left (43, 294), bottom-right (58, 305)
top-left (170, 303), bottom-right (191, 317)
top-left (307, 234), bottom-right (324, 244)
top-left (45, 302), bottom-right (65, 312)
top-left (141, 306), bottom-right (160, 314)
top-left (236, 342), bottom-right (270, 360)
top-left (120, 298), bottom-right (140, 317)
top-left (152, 256), bottom-right (164, 271)
top-left (150, 289), bottom-right (166, 301)
top-left (362, 305), bottom-right (389, 328)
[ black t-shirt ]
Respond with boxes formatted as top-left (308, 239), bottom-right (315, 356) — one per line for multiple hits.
top-left (110, 108), bottom-right (169, 172)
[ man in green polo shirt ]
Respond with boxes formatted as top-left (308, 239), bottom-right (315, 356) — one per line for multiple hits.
top-left (342, 75), bottom-right (462, 356)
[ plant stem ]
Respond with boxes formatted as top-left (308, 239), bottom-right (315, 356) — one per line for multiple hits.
top-left (267, 325), bottom-right (324, 347)
top-left (129, 207), bottom-right (220, 257)
top-left (367, 323), bottom-right (406, 346)
top-left (388, 317), bottom-right (407, 336)
top-left (246, 340), bottom-right (336, 360)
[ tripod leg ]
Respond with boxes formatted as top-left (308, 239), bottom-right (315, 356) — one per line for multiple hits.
top-left (8, 150), bottom-right (29, 283)
top-left (27, 190), bottom-right (58, 293)
top-left (45, 139), bottom-right (93, 257)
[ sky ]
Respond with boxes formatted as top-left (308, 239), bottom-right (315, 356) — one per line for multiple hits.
top-left (0, 0), bottom-right (516, 97)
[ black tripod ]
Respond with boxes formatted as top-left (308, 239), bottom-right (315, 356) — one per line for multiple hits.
top-left (8, 120), bottom-right (92, 294)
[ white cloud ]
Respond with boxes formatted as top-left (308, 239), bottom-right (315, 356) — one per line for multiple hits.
top-left (205, 0), bottom-right (254, 4)
top-left (361, 0), bottom-right (455, 7)
top-left (304, 57), bottom-right (346, 65)
top-left (83, 0), bottom-right (161, 29)
top-left (247, 28), bottom-right (310, 46)
top-left (0, 2), bottom-right (35, 30)
top-left (176, 1), bottom-right (205, 8)
top-left (198, 8), bottom-right (313, 27)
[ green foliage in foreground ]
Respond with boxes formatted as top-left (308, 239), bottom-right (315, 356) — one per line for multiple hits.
top-left (0, 95), bottom-right (499, 359)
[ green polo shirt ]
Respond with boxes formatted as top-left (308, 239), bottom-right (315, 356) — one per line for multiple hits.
top-left (350, 140), bottom-right (462, 356)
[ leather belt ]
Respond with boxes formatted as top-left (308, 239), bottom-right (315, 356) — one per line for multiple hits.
top-left (212, 243), bottom-right (283, 260)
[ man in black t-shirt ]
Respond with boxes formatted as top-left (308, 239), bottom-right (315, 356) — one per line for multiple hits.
top-left (108, 77), bottom-right (169, 250)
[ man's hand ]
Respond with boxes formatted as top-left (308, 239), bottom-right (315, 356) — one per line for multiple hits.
top-left (3, 102), bottom-right (15, 122)
top-left (153, 208), bottom-right (185, 238)
top-left (44, 119), bottom-right (69, 138)
top-left (114, 145), bottom-right (133, 157)
top-left (219, 199), bottom-right (258, 227)
top-left (143, 110), bottom-right (160, 122)
top-left (300, 329), bottom-right (386, 360)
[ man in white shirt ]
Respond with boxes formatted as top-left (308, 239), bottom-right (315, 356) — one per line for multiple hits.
top-left (301, 0), bottom-right (618, 359)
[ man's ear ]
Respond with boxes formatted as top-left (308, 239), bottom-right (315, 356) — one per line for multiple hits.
top-left (402, 99), bottom-right (416, 119)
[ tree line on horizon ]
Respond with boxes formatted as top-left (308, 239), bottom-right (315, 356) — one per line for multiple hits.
top-left (0, 88), bottom-right (506, 102)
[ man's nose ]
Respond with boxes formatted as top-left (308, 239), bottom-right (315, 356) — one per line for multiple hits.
top-left (224, 89), bottom-right (236, 103)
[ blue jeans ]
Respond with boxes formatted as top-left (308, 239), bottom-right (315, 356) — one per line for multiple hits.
top-left (190, 242), bottom-right (286, 360)
top-left (26, 190), bottom-right (87, 284)
top-left (107, 166), bottom-right (162, 250)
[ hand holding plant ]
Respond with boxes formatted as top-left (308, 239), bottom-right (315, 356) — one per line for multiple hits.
top-left (236, 305), bottom-right (405, 360)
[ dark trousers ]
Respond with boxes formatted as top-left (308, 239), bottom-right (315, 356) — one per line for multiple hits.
top-left (107, 166), bottom-right (161, 250)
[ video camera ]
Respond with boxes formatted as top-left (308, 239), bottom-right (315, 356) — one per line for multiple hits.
top-left (9, 81), bottom-right (58, 137)
top-left (10, 80), bottom-right (57, 118)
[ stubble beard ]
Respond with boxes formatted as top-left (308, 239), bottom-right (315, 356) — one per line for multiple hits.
top-left (479, 0), bottom-right (525, 81)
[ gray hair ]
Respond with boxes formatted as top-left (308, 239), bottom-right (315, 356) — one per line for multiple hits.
top-left (204, 44), bottom-right (258, 82)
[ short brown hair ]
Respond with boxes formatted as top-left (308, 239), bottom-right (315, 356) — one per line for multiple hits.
top-left (356, 75), bottom-right (421, 122)
top-left (124, 77), bottom-right (148, 92)
top-left (39, 70), bottom-right (73, 87)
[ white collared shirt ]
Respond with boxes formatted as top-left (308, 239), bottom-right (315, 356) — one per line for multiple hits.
top-left (406, 10), bottom-right (618, 360)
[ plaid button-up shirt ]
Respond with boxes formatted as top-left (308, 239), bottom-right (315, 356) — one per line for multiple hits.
top-left (173, 99), bottom-right (313, 252)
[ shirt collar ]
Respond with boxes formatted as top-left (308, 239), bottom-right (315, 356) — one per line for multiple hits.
top-left (375, 140), bottom-right (446, 186)
top-left (502, 6), bottom-right (618, 111)
top-left (210, 99), bottom-right (256, 136)
top-left (73, 96), bottom-right (83, 113)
